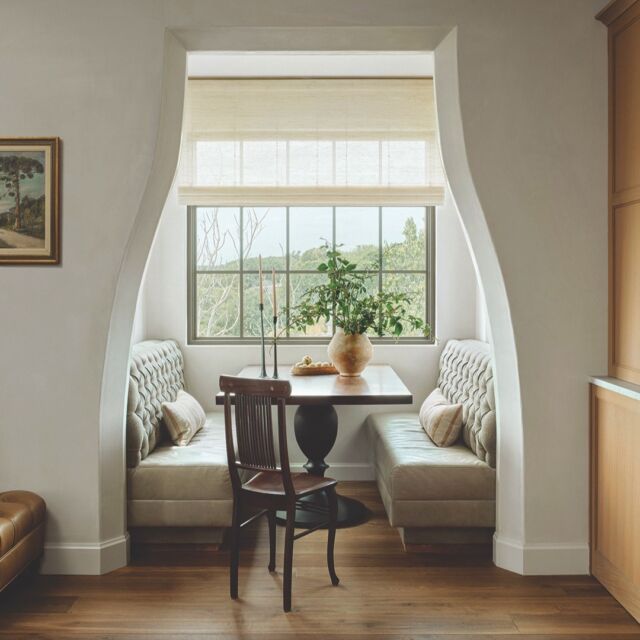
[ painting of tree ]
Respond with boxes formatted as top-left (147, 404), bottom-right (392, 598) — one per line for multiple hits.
top-left (0, 138), bottom-right (60, 265)
top-left (0, 154), bottom-right (44, 231)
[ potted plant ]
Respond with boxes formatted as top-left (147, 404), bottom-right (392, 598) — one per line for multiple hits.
top-left (287, 245), bottom-right (430, 376)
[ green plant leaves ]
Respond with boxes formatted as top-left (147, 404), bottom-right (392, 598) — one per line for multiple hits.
top-left (285, 243), bottom-right (431, 339)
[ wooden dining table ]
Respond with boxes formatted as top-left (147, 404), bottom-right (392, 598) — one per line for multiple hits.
top-left (215, 364), bottom-right (412, 528)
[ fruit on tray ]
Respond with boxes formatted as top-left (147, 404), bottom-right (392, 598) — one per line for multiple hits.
top-left (294, 356), bottom-right (332, 368)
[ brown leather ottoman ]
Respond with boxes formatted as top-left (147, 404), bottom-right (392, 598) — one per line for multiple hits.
top-left (0, 491), bottom-right (46, 592)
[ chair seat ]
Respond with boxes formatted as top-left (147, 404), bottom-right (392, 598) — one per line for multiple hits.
top-left (242, 471), bottom-right (337, 497)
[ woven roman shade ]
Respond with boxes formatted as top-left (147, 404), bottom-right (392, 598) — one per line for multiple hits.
top-left (178, 78), bottom-right (444, 206)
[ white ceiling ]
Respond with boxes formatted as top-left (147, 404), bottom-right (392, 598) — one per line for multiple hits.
top-left (187, 52), bottom-right (434, 78)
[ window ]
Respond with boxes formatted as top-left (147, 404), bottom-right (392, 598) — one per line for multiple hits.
top-left (181, 78), bottom-right (443, 344)
top-left (188, 205), bottom-right (435, 344)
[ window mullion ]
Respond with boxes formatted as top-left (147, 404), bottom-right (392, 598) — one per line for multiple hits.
top-left (331, 206), bottom-right (336, 336)
top-left (286, 206), bottom-right (290, 338)
top-left (239, 207), bottom-right (244, 338)
top-left (378, 206), bottom-right (383, 336)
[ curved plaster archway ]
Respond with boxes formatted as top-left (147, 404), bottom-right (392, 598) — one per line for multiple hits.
top-left (434, 30), bottom-right (525, 572)
top-left (97, 32), bottom-right (187, 566)
top-left (98, 27), bottom-right (527, 574)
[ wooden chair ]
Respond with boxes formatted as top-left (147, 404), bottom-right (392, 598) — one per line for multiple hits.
top-left (220, 375), bottom-right (339, 612)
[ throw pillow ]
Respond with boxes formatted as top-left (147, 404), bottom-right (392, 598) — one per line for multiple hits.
top-left (419, 388), bottom-right (463, 447)
top-left (162, 390), bottom-right (206, 446)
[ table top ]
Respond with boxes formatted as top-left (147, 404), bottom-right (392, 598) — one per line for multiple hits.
top-left (215, 364), bottom-right (412, 406)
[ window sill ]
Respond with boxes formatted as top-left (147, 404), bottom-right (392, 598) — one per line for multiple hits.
top-left (187, 337), bottom-right (436, 347)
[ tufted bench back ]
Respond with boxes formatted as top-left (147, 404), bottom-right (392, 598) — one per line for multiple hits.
top-left (438, 339), bottom-right (496, 468)
top-left (127, 340), bottom-right (185, 468)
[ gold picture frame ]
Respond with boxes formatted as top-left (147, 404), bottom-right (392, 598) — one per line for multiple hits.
top-left (0, 137), bottom-right (61, 265)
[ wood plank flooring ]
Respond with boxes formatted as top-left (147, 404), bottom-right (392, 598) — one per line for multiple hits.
top-left (0, 482), bottom-right (638, 639)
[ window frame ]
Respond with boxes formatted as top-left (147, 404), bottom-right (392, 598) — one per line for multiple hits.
top-left (187, 205), bottom-right (436, 345)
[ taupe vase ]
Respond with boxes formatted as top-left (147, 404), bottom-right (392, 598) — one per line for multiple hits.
top-left (327, 327), bottom-right (373, 377)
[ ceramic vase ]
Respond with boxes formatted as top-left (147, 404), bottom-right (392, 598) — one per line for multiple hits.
top-left (327, 327), bottom-right (373, 377)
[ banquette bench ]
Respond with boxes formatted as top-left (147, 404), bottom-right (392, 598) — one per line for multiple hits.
top-left (366, 339), bottom-right (496, 548)
top-left (126, 340), bottom-right (231, 543)
top-left (126, 338), bottom-right (495, 549)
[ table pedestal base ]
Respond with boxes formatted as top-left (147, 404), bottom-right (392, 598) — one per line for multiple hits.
top-left (277, 403), bottom-right (371, 529)
top-left (276, 492), bottom-right (370, 529)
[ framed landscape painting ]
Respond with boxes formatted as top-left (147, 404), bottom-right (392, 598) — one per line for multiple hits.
top-left (0, 137), bottom-right (61, 265)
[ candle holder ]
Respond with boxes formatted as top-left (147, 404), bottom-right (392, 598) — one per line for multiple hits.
top-left (259, 302), bottom-right (268, 378)
top-left (272, 314), bottom-right (279, 379)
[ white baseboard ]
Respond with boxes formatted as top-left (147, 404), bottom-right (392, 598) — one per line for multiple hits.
top-left (494, 533), bottom-right (589, 575)
top-left (290, 462), bottom-right (374, 481)
top-left (40, 465), bottom-right (370, 575)
top-left (42, 534), bottom-right (129, 575)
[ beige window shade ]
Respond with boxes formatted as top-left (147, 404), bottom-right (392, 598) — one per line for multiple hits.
top-left (178, 78), bottom-right (444, 206)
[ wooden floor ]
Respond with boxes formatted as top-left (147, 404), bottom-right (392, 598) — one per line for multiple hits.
top-left (1, 482), bottom-right (639, 639)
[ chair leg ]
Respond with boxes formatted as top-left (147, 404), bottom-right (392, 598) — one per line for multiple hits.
top-left (283, 505), bottom-right (295, 612)
top-left (326, 486), bottom-right (339, 586)
top-left (230, 498), bottom-right (240, 600)
top-left (267, 509), bottom-right (276, 572)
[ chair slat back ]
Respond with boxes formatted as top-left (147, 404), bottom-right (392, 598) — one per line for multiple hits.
top-left (235, 393), bottom-right (277, 470)
top-left (220, 375), bottom-right (294, 495)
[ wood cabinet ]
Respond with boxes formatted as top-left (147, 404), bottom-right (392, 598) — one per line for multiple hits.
top-left (593, 0), bottom-right (640, 622)
top-left (602, 0), bottom-right (640, 382)
top-left (590, 384), bottom-right (640, 621)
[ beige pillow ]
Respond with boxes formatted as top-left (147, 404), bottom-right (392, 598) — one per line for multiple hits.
top-left (419, 388), bottom-right (463, 447)
top-left (162, 390), bottom-right (206, 446)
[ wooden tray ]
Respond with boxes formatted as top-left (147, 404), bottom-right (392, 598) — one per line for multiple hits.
top-left (290, 364), bottom-right (338, 376)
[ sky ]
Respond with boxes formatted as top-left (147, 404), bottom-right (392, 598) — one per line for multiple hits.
top-left (197, 206), bottom-right (426, 266)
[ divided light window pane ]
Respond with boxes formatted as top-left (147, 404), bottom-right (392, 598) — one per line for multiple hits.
top-left (383, 207), bottom-right (426, 270)
top-left (192, 140), bottom-right (437, 188)
top-left (384, 142), bottom-right (426, 186)
top-left (243, 207), bottom-right (286, 271)
top-left (195, 207), bottom-right (240, 270)
top-left (335, 207), bottom-right (378, 265)
top-left (288, 142), bottom-right (334, 186)
top-left (195, 142), bottom-right (238, 186)
top-left (196, 273), bottom-right (240, 338)
top-left (290, 207), bottom-right (332, 269)
top-left (190, 205), bottom-right (433, 342)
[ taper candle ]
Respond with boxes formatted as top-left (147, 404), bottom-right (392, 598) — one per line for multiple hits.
top-left (258, 255), bottom-right (264, 304)
top-left (271, 267), bottom-right (277, 313)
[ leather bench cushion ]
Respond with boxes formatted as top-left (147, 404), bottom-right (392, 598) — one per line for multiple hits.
top-left (438, 339), bottom-right (496, 467)
top-left (127, 500), bottom-right (232, 528)
top-left (376, 475), bottom-right (495, 528)
top-left (127, 340), bottom-right (185, 467)
top-left (128, 414), bottom-right (232, 502)
top-left (368, 412), bottom-right (496, 501)
top-left (0, 524), bottom-right (45, 592)
top-left (0, 491), bottom-right (46, 556)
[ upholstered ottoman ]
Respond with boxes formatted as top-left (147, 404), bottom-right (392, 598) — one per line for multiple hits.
top-left (0, 491), bottom-right (46, 591)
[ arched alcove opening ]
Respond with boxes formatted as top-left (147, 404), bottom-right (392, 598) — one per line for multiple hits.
top-left (434, 30), bottom-right (525, 571)
top-left (98, 27), bottom-right (526, 574)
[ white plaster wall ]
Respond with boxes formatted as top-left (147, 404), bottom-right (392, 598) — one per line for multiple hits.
top-left (476, 282), bottom-right (489, 343)
top-left (0, 2), bottom-right (165, 564)
top-left (131, 279), bottom-right (147, 345)
top-left (0, 0), bottom-right (607, 575)
top-left (137, 184), bottom-right (478, 475)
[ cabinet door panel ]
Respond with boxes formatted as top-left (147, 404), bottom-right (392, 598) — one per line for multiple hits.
top-left (612, 202), bottom-right (640, 380)
top-left (613, 14), bottom-right (640, 197)
top-left (591, 385), bottom-right (640, 621)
